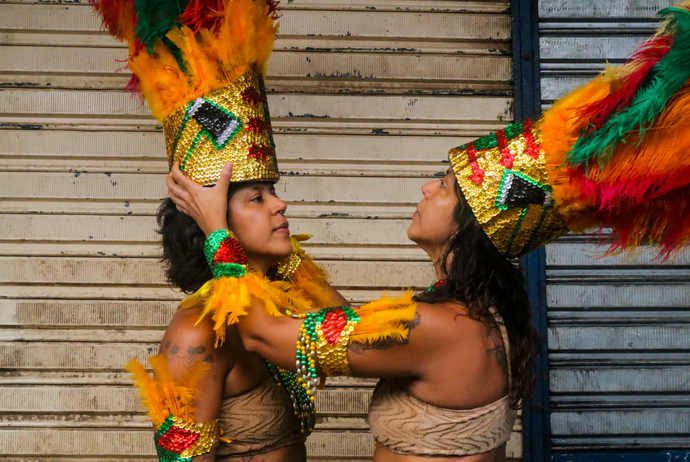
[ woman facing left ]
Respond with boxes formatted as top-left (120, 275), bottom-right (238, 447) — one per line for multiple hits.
top-left (139, 170), bottom-right (346, 461)
top-left (89, 0), bottom-right (348, 460)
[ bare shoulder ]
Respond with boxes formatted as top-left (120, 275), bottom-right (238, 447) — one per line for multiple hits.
top-left (160, 306), bottom-right (230, 373)
top-left (398, 301), bottom-right (489, 359)
top-left (159, 306), bottom-right (233, 422)
top-left (163, 306), bottom-right (216, 349)
top-left (414, 301), bottom-right (484, 335)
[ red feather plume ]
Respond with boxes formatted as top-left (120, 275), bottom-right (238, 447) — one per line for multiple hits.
top-left (576, 36), bottom-right (673, 132)
top-left (89, 0), bottom-right (136, 41)
top-left (179, 0), bottom-right (224, 33)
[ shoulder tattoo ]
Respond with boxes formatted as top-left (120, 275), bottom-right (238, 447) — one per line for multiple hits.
top-left (162, 341), bottom-right (216, 366)
top-left (486, 322), bottom-right (509, 377)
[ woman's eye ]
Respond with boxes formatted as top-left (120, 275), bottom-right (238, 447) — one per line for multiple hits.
top-left (440, 179), bottom-right (445, 188)
top-left (251, 195), bottom-right (263, 202)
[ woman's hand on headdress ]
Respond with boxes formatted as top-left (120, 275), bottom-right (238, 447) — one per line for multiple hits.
top-left (167, 162), bottom-right (234, 237)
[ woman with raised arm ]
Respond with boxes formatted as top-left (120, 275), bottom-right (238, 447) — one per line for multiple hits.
top-left (89, 1), bottom-right (348, 460)
top-left (169, 4), bottom-right (690, 461)
top-left (92, 3), bottom-right (415, 460)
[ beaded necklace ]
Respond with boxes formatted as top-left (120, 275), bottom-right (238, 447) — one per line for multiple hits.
top-left (201, 229), bottom-right (322, 435)
top-left (278, 306), bottom-right (360, 434)
top-left (265, 361), bottom-right (315, 434)
top-left (424, 279), bottom-right (446, 294)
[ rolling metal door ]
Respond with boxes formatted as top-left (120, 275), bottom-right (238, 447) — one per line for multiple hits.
top-left (0, 1), bottom-right (521, 460)
top-left (540, 0), bottom-right (690, 455)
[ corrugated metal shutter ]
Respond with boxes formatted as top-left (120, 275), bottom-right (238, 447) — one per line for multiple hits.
top-left (540, 0), bottom-right (690, 452)
top-left (0, 1), bottom-right (520, 460)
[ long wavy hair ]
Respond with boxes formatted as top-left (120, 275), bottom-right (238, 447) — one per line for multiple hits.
top-left (414, 184), bottom-right (539, 408)
top-left (157, 184), bottom-right (244, 293)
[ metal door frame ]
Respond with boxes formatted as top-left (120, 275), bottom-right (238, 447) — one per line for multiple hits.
top-left (512, 0), bottom-right (551, 461)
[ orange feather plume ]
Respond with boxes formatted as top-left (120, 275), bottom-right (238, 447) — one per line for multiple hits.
top-left (94, 0), bottom-right (278, 121)
top-left (541, 78), bottom-right (611, 217)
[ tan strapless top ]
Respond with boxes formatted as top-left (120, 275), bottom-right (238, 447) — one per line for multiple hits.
top-left (367, 309), bottom-right (517, 457)
top-left (216, 377), bottom-right (309, 457)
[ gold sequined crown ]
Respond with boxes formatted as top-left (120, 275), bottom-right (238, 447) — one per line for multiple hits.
top-left (164, 68), bottom-right (279, 185)
top-left (449, 117), bottom-right (568, 258)
top-left (92, 0), bottom-right (281, 186)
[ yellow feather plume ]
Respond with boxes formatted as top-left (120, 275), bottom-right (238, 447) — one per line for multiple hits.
top-left (289, 257), bottom-right (338, 310)
top-left (125, 355), bottom-right (210, 428)
top-left (351, 291), bottom-right (417, 345)
top-left (181, 272), bottom-right (319, 346)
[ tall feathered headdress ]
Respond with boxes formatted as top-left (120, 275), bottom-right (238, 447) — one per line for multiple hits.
top-left (91, 0), bottom-right (280, 185)
top-left (450, 3), bottom-right (690, 258)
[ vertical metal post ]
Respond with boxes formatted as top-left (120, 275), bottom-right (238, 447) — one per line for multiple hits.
top-left (520, 247), bottom-right (550, 462)
top-left (511, 0), bottom-right (551, 461)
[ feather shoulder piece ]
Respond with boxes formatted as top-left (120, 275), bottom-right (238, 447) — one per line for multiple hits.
top-left (350, 291), bottom-right (417, 346)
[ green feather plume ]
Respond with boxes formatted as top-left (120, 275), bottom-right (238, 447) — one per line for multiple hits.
top-left (133, 0), bottom-right (190, 52)
top-left (566, 7), bottom-right (690, 170)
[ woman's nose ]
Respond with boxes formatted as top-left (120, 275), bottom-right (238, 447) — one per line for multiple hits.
top-left (274, 196), bottom-right (288, 215)
top-left (421, 180), bottom-right (436, 198)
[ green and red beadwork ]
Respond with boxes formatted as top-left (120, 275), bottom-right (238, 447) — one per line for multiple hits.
top-left (154, 415), bottom-right (222, 462)
top-left (448, 117), bottom-right (568, 258)
top-left (204, 229), bottom-right (249, 279)
top-left (288, 306), bottom-right (360, 407)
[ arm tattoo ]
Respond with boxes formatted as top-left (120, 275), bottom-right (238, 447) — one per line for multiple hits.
top-left (348, 337), bottom-right (407, 354)
top-left (162, 341), bottom-right (215, 366)
top-left (347, 312), bottom-right (421, 354)
top-left (215, 455), bottom-right (268, 462)
top-left (486, 322), bottom-right (509, 377)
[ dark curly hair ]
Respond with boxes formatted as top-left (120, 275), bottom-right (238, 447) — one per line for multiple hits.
top-left (157, 184), bottom-right (244, 294)
top-left (414, 184), bottom-right (539, 408)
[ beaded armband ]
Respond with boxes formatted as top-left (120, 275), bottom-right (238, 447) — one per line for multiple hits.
top-left (290, 306), bottom-right (361, 381)
top-left (204, 229), bottom-right (249, 279)
top-left (155, 415), bottom-right (222, 462)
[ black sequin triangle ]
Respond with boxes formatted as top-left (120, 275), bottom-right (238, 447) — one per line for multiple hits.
top-left (498, 171), bottom-right (547, 209)
top-left (191, 101), bottom-right (240, 146)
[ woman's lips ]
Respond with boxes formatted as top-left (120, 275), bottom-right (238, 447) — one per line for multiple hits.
top-left (274, 222), bottom-right (290, 233)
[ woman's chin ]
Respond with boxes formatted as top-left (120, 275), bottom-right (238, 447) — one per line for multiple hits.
top-left (272, 237), bottom-right (295, 259)
top-left (407, 223), bottom-right (421, 244)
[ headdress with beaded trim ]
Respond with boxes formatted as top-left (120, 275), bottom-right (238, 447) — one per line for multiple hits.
top-left (91, 0), bottom-right (280, 186)
top-left (450, 3), bottom-right (690, 258)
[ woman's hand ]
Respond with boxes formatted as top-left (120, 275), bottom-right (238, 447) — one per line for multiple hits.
top-left (166, 162), bottom-right (233, 237)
